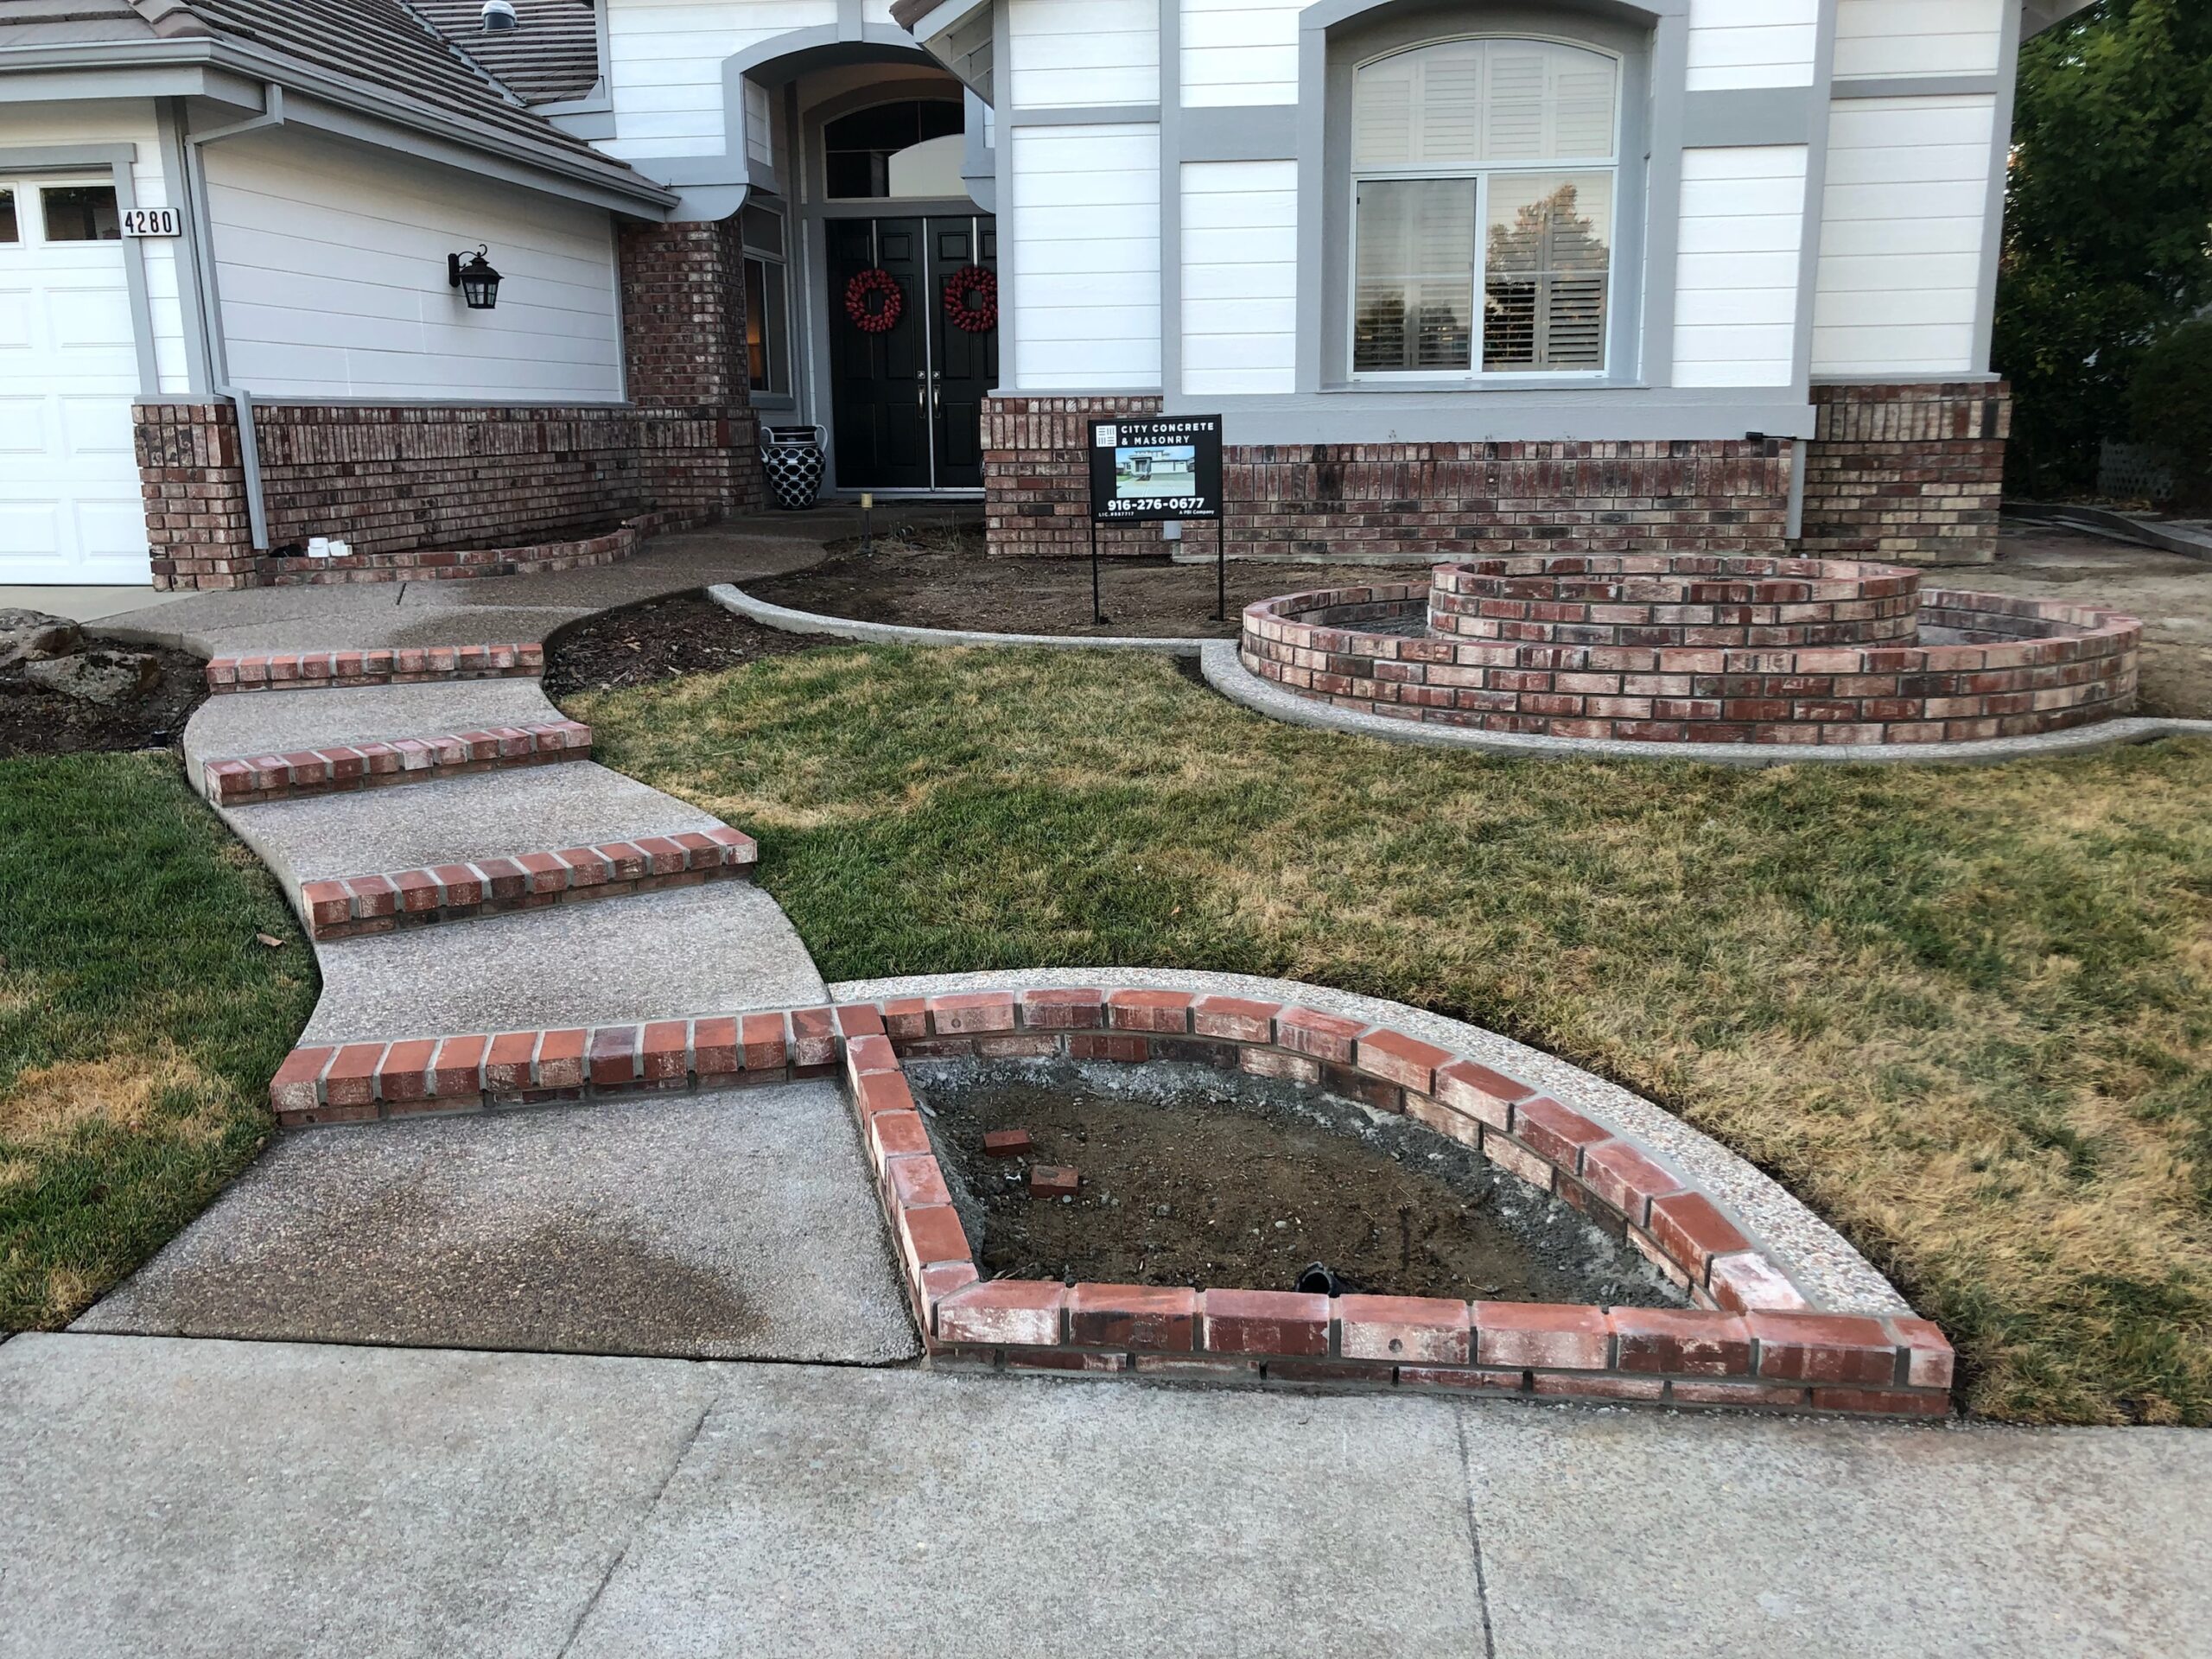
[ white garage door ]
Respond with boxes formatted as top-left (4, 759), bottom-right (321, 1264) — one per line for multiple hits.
top-left (0, 178), bottom-right (151, 585)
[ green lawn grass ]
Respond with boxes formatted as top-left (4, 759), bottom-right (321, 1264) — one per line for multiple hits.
top-left (570, 645), bottom-right (2212, 1427)
top-left (0, 753), bottom-right (315, 1330)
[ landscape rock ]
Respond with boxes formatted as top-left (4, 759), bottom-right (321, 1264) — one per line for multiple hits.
top-left (0, 609), bottom-right (85, 671)
top-left (23, 650), bottom-right (162, 707)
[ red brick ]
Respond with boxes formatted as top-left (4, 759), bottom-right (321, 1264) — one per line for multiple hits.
top-left (640, 1020), bottom-right (690, 1082)
top-left (1007, 1349), bottom-right (1130, 1374)
top-left (1432, 1058), bottom-right (1530, 1130)
top-left (1192, 995), bottom-right (1280, 1043)
top-left (1397, 1365), bottom-right (1529, 1392)
top-left (1610, 1307), bottom-right (1752, 1376)
top-left (535, 1028), bottom-right (588, 1089)
top-left (1473, 1301), bottom-right (1610, 1370)
top-left (887, 1154), bottom-right (952, 1208)
top-left (1275, 1006), bottom-right (1366, 1064)
top-left (835, 1003), bottom-right (887, 1039)
top-left (844, 1033), bottom-right (899, 1080)
top-left (1708, 1251), bottom-right (1809, 1313)
top-left (738, 1012), bottom-right (787, 1071)
top-left (928, 991), bottom-right (1018, 1034)
top-left (1338, 1294), bottom-right (1471, 1364)
top-left (982, 1128), bottom-right (1033, 1158)
top-left (588, 1026), bottom-right (639, 1085)
top-left (1887, 1316), bottom-right (1956, 1389)
top-left (1579, 1140), bottom-right (1685, 1226)
top-left (302, 880), bottom-right (352, 930)
top-left (1647, 1192), bottom-right (1752, 1281)
top-left (1810, 1387), bottom-right (1950, 1417)
top-left (789, 1006), bottom-right (837, 1066)
top-left (692, 1016), bottom-right (740, 1077)
top-left (896, 1203), bottom-right (971, 1271)
top-left (1532, 1373), bottom-right (1666, 1402)
top-left (1067, 1282), bottom-right (1198, 1351)
top-left (1354, 1028), bottom-right (1452, 1095)
top-left (938, 1280), bottom-right (1061, 1346)
top-left (1069, 1033), bottom-right (1147, 1063)
top-left (1510, 1097), bottom-right (1611, 1173)
top-left (1240, 1047), bottom-right (1319, 1084)
top-left (1670, 1380), bottom-right (1808, 1409)
top-left (1483, 1131), bottom-right (1553, 1192)
top-left (920, 1259), bottom-right (980, 1314)
top-left (879, 997), bottom-right (929, 1039)
top-left (483, 1031), bottom-right (537, 1091)
top-left (268, 1046), bottom-right (334, 1116)
top-left (1018, 987), bottom-right (1103, 1029)
top-left (1750, 1313), bottom-right (1902, 1385)
top-left (855, 1070), bottom-right (916, 1118)
top-left (1200, 1288), bottom-right (1330, 1357)
top-left (868, 1109), bottom-right (932, 1172)
top-left (377, 1039), bottom-right (437, 1103)
top-left (428, 1034), bottom-right (487, 1099)
top-left (1030, 1165), bottom-right (1078, 1198)
top-left (1106, 988), bottom-right (1194, 1033)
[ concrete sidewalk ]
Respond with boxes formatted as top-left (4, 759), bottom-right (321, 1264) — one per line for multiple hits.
top-left (1, 1334), bottom-right (2202, 1658)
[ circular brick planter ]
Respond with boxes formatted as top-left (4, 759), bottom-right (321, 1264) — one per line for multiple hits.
top-left (1241, 557), bottom-right (2143, 747)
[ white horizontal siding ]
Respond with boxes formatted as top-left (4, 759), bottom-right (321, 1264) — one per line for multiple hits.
top-left (0, 99), bottom-right (190, 393)
top-left (1012, 124), bottom-right (1160, 388)
top-left (1180, 161), bottom-right (1294, 395)
top-left (1811, 94), bottom-right (1994, 376)
top-left (604, 0), bottom-right (836, 159)
top-left (1182, 0), bottom-right (1300, 107)
top-left (1834, 0), bottom-right (2005, 79)
top-left (204, 130), bottom-right (623, 401)
top-left (1010, 0), bottom-right (1159, 110)
top-left (1673, 144), bottom-right (1805, 387)
top-left (1686, 0), bottom-right (1816, 91)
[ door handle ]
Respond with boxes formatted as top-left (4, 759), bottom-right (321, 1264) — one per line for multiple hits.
top-left (916, 370), bottom-right (927, 410)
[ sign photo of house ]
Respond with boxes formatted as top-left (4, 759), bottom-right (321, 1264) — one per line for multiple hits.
top-left (0, 0), bottom-right (2092, 591)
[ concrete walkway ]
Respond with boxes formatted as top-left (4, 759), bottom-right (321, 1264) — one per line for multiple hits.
top-left (2, 1333), bottom-right (2204, 1659)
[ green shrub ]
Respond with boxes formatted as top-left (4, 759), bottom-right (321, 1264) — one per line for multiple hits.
top-left (2130, 319), bottom-right (2212, 506)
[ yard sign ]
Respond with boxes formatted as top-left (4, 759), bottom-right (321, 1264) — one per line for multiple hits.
top-left (1085, 416), bottom-right (1227, 624)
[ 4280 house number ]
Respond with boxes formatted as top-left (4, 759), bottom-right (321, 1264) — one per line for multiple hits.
top-left (120, 207), bottom-right (181, 238)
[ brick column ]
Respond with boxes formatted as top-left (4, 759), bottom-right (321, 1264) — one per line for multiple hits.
top-left (134, 401), bottom-right (258, 590)
top-left (617, 215), bottom-right (762, 517)
top-left (982, 394), bottom-right (1171, 557)
top-left (1797, 382), bottom-right (2010, 566)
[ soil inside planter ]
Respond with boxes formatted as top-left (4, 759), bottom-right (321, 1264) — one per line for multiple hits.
top-left (542, 591), bottom-right (825, 697)
top-left (911, 1059), bottom-right (1688, 1307)
top-left (0, 639), bottom-right (209, 759)
top-left (747, 522), bottom-right (1435, 641)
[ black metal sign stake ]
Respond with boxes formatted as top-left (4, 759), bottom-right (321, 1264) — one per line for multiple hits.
top-left (1090, 515), bottom-right (1106, 625)
top-left (1210, 514), bottom-right (1227, 624)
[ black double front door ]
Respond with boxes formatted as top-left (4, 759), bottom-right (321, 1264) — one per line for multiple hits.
top-left (826, 214), bottom-right (997, 490)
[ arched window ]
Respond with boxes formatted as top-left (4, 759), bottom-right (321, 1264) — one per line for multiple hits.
top-left (1351, 38), bottom-right (1619, 375)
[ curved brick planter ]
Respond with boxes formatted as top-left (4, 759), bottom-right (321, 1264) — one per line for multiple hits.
top-left (1242, 558), bottom-right (2142, 747)
top-left (266, 982), bottom-right (1953, 1418)
top-left (264, 520), bottom-right (648, 588)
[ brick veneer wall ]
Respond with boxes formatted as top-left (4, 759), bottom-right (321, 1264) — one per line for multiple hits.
top-left (1798, 382), bottom-right (2010, 566)
top-left (134, 215), bottom-right (765, 592)
top-left (1241, 571), bottom-right (2140, 745)
top-left (981, 395), bottom-right (1795, 562)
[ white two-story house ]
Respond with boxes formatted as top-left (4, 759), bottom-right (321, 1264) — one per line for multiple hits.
top-left (0, 0), bottom-right (2092, 588)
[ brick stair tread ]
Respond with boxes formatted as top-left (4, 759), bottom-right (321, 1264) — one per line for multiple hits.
top-left (185, 677), bottom-right (569, 783)
top-left (300, 880), bottom-right (826, 1049)
top-left (230, 763), bottom-right (727, 887)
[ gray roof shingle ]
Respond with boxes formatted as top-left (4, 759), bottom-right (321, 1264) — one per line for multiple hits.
top-left (409, 0), bottom-right (599, 105)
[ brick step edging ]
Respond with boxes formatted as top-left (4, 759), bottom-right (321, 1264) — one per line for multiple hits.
top-left (203, 721), bottom-right (592, 805)
top-left (205, 642), bottom-right (544, 693)
top-left (303, 826), bottom-right (758, 939)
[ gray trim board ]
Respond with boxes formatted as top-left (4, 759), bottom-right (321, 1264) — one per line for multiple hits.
top-left (1179, 105), bottom-right (1298, 162)
top-left (1681, 86), bottom-right (1814, 149)
top-left (544, 109), bottom-right (616, 139)
top-left (838, 0), bottom-right (865, 41)
top-left (0, 143), bottom-right (160, 397)
top-left (1973, 3), bottom-right (2024, 373)
top-left (901, 0), bottom-right (993, 44)
top-left (1809, 371), bottom-right (2001, 386)
top-left (1173, 390), bottom-right (1816, 444)
top-left (1788, 0), bottom-right (1839, 397)
top-left (154, 99), bottom-right (213, 397)
top-left (992, 0), bottom-right (1016, 392)
top-left (1006, 104), bottom-right (1160, 125)
top-left (1832, 73), bottom-right (2001, 99)
top-left (1157, 0), bottom-right (1181, 404)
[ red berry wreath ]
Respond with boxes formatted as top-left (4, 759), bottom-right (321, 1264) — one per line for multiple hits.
top-left (942, 264), bottom-right (997, 334)
top-left (843, 267), bottom-right (903, 334)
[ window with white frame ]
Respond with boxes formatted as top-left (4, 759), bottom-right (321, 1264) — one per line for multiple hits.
top-left (1351, 37), bottom-right (1618, 376)
top-left (741, 203), bottom-right (791, 398)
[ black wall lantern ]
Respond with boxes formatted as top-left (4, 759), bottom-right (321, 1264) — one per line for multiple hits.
top-left (448, 245), bottom-right (503, 310)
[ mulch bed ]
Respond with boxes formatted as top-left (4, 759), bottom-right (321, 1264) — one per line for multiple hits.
top-left (541, 591), bottom-right (823, 697)
top-left (748, 522), bottom-right (1435, 640)
top-left (0, 642), bottom-right (209, 760)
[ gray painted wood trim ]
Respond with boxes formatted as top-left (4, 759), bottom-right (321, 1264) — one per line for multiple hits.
top-left (1832, 73), bottom-right (2001, 99)
top-left (1179, 105), bottom-right (1298, 162)
top-left (1158, 0), bottom-right (1181, 403)
top-left (1681, 86), bottom-right (1815, 149)
top-left (1788, 0), bottom-right (1840, 396)
top-left (0, 143), bottom-right (160, 397)
top-left (1809, 371), bottom-right (2001, 385)
top-left (1973, 3), bottom-right (2024, 374)
top-left (1160, 389), bottom-right (1816, 444)
top-left (992, 0), bottom-right (1016, 393)
top-left (1005, 103), bottom-right (1161, 124)
top-left (155, 99), bottom-right (213, 397)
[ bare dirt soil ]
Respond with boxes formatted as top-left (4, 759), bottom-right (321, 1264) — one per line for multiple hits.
top-left (912, 1060), bottom-right (1683, 1307)
top-left (747, 522), bottom-right (1433, 640)
top-left (0, 642), bottom-right (208, 759)
top-left (542, 590), bottom-right (823, 698)
top-left (1964, 522), bottom-right (2212, 718)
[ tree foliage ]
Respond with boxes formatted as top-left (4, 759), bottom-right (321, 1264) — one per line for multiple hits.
top-left (1993, 0), bottom-right (2212, 496)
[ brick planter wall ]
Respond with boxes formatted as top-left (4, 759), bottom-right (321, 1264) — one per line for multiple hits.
top-left (1240, 565), bottom-right (2140, 745)
top-left (982, 397), bottom-right (1793, 563)
top-left (1798, 382), bottom-right (2009, 567)
top-left (263, 986), bottom-right (1956, 1417)
top-left (134, 214), bottom-right (765, 592)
